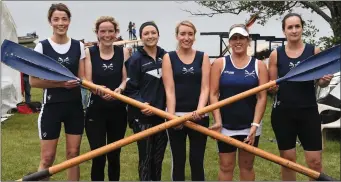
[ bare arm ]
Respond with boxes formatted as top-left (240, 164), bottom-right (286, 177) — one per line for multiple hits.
top-left (209, 58), bottom-right (224, 131)
top-left (83, 48), bottom-right (92, 82)
top-left (29, 76), bottom-right (64, 88)
top-left (253, 60), bottom-right (269, 125)
top-left (197, 53), bottom-right (210, 111)
top-left (268, 50), bottom-right (279, 93)
top-left (117, 48), bottom-right (130, 91)
top-left (162, 53), bottom-right (176, 115)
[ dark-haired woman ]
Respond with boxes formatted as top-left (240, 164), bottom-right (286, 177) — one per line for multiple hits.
top-left (268, 13), bottom-right (333, 181)
top-left (124, 21), bottom-right (167, 181)
top-left (30, 3), bottom-right (86, 181)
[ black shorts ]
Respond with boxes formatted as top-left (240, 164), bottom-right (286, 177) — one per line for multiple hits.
top-left (38, 101), bottom-right (84, 140)
top-left (217, 135), bottom-right (260, 153)
top-left (271, 106), bottom-right (322, 151)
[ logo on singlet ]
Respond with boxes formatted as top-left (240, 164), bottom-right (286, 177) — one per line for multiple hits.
top-left (47, 95), bottom-right (52, 101)
top-left (223, 70), bottom-right (234, 74)
top-left (102, 63), bottom-right (114, 71)
top-left (289, 61), bottom-right (300, 70)
top-left (245, 70), bottom-right (256, 78)
top-left (182, 67), bottom-right (194, 74)
top-left (57, 57), bottom-right (70, 64)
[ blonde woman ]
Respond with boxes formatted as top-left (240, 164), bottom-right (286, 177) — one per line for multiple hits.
top-left (162, 20), bottom-right (210, 181)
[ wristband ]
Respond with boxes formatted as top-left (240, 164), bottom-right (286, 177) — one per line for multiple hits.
top-left (251, 122), bottom-right (260, 127)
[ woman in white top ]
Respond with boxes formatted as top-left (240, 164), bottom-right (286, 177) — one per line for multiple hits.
top-left (30, 3), bottom-right (86, 181)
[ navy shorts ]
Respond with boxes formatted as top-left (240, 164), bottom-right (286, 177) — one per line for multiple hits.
top-left (218, 135), bottom-right (260, 153)
top-left (271, 106), bottom-right (322, 151)
top-left (37, 101), bottom-right (84, 140)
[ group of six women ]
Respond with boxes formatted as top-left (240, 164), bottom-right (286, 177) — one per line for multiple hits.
top-left (29, 3), bottom-right (333, 181)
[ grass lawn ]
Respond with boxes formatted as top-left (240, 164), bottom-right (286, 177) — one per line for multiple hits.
top-left (1, 88), bottom-right (340, 181)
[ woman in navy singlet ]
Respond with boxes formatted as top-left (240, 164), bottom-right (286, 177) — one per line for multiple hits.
top-left (268, 13), bottom-right (333, 181)
top-left (162, 20), bottom-right (210, 181)
top-left (30, 3), bottom-right (85, 180)
top-left (209, 24), bottom-right (268, 181)
top-left (83, 16), bottom-right (130, 181)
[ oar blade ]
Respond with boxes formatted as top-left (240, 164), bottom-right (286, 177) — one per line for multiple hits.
top-left (287, 59), bottom-right (340, 81)
top-left (2, 54), bottom-right (77, 81)
top-left (1, 39), bottom-right (77, 81)
top-left (278, 45), bottom-right (340, 83)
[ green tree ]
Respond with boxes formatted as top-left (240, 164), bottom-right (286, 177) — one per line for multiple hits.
top-left (186, 1), bottom-right (341, 49)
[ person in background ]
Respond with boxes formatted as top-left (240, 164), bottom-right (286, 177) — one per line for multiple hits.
top-left (127, 21), bottom-right (133, 40)
top-left (23, 73), bottom-right (31, 103)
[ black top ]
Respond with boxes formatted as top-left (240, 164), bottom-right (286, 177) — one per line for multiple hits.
top-left (40, 39), bottom-right (81, 104)
top-left (88, 45), bottom-right (125, 109)
top-left (168, 51), bottom-right (204, 112)
top-left (274, 44), bottom-right (317, 108)
top-left (124, 46), bottom-right (167, 123)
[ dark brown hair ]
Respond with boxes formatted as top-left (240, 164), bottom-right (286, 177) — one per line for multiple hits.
top-left (47, 3), bottom-right (71, 22)
top-left (282, 13), bottom-right (305, 30)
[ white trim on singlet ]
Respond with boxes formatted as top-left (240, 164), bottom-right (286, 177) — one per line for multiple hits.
top-left (43, 89), bottom-right (47, 104)
top-left (255, 59), bottom-right (259, 77)
top-left (230, 55), bottom-right (252, 70)
top-left (37, 104), bottom-right (45, 139)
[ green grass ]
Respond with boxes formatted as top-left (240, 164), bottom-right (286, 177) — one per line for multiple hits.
top-left (1, 88), bottom-right (340, 181)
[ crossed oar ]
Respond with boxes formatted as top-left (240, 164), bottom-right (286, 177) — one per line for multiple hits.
top-left (1, 39), bottom-right (340, 181)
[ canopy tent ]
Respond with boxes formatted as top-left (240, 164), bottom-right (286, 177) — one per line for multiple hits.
top-left (1, 2), bottom-right (23, 122)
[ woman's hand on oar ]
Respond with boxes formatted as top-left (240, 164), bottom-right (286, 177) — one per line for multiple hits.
top-left (141, 102), bottom-right (154, 116)
top-left (317, 74), bottom-right (334, 88)
top-left (61, 80), bottom-right (79, 89)
top-left (268, 82), bottom-right (279, 94)
top-left (209, 122), bottom-right (222, 133)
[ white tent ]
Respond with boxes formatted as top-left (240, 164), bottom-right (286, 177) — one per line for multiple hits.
top-left (1, 2), bottom-right (23, 122)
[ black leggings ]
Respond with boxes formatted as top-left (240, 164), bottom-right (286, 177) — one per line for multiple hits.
top-left (167, 117), bottom-right (209, 181)
top-left (85, 106), bottom-right (127, 181)
top-left (132, 119), bottom-right (168, 181)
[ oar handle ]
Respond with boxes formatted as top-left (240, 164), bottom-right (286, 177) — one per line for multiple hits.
top-left (19, 169), bottom-right (50, 181)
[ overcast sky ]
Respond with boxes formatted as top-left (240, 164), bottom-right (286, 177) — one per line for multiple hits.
top-left (4, 1), bottom-right (333, 57)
